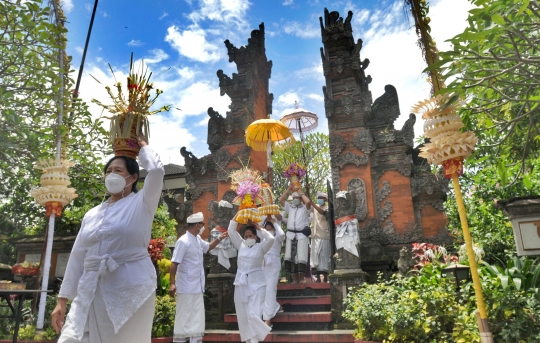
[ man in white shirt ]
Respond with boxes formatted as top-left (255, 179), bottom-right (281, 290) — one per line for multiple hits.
top-left (169, 212), bottom-right (227, 343)
top-left (309, 192), bottom-right (331, 282)
top-left (279, 185), bottom-right (311, 284)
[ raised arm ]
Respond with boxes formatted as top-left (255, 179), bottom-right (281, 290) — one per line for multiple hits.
top-left (274, 221), bottom-right (286, 244)
top-left (227, 216), bottom-right (243, 250)
top-left (256, 225), bottom-right (275, 254)
top-left (298, 189), bottom-right (311, 210)
top-left (310, 200), bottom-right (327, 215)
top-left (279, 184), bottom-right (294, 207)
top-left (137, 136), bottom-right (165, 213)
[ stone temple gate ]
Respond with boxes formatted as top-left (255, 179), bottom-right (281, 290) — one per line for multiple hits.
top-left (176, 8), bottom-right (451, 336)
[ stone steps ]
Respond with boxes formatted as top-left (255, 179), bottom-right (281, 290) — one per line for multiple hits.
top-left (202, 329), bottom-right (356, 343)
top-left (278, 295), bottom-right (331, 312)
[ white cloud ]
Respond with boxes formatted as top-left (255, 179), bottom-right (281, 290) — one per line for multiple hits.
top-left (283, 21), bottom-right (320, 39)
top-left (294, 63), bottom-right (324, 81)
top-left (189, 0), bottom-right (251, 29)
top-left (283, 0), bottom-right (294, 5)
top-left (84, 3), bottom-right (92, 12)
top-left (127, 39), bottom-right (144, 47)
top-left (174, 81), bottom-right (230, 116)
top-left (165, 25), bottom-right (221, 63)
top-left (61, 0), bottom-right (74, 13)
top-left (102, 12), bottom-right (109, 18)
top-left (142, 49), bottom-right (169, 64)
top-left (177, 67), bottom-right (196, 80)
top-left (159, 12), bottom-right (169, 20)
top-left (75, 46), bottom-right (83, 55)
top-left (354, 0), bottom-right (473, 138)
top-left (306, 93), bottom-right (323, 102)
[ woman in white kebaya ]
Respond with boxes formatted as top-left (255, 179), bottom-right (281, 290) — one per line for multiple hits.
top-left (51, 136), bottom-right (164, 343)
top-left (262, 219), bottom-right (285, 327)
top-left (228, 214), bottom-right (274, 343)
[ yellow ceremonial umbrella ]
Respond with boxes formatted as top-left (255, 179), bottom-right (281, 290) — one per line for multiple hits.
top-left (245, 119), bottom-right (295, 185)
top-left (245, 119), bottom-right (295, 152)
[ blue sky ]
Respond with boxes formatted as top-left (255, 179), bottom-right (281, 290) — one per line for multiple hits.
top-left (61, 0), bottom-right (472, 165)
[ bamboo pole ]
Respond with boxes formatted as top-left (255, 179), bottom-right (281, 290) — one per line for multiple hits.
top-left (451, 173), bottom-right (493, 342)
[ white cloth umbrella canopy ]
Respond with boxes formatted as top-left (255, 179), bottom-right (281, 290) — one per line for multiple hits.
top-left (280, 102), bottom-right (318, 135)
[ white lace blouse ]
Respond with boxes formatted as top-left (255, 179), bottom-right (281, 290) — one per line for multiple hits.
top-left (58, 146), bottom-right (164, 340)
top-left (227, 221), bottom-right (274, 295)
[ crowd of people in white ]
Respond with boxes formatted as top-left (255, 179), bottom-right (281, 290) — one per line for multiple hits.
top-left (50, 143), bottom-right (332, 343)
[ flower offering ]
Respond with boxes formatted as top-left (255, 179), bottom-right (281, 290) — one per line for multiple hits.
top-left (92, 54), bottom-right (171, 159)
top-left (283, 163), bottom-right (306, 189)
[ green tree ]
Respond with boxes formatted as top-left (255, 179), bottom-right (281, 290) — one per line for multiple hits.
top-left (446, 159), bottom-right (540, 265)
top-left (431, 0), bottom-right (540, 183)
top-left (271, 132), bottom-right (330, 201)
top-left (0, 0), bottom-right (108, 237)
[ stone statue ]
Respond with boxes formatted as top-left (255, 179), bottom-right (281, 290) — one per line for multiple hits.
top-left (162, 195), bottom-right (192, 236)
top-left (397, 246), bottom-right (416, 276)
top-left (334, 190), bottom-right (361, 270)
top-left (370, 85), bottom-right (400, 126)
top-left (207, 200), bottom-right (239, 273)
top-left (207, 107), bottom-right (225, 152)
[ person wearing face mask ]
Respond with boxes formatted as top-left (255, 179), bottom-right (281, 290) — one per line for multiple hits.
top-left (279, 184), bottom-right (312, 284)
top-left (262, 219), bottom-right (285, 327)
top-left (51, 136), bottom-right (164, 343)
top-left (309, 192), bottom-right (331, 282)
top-left (169, 212), bottom-right (227, 343)
top-left (228, 214), bottom-right (275, 343)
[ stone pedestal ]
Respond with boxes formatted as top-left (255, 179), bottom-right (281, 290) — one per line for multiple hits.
top-left (204, 273), bottom-right (236, 329)
top-left (334, 247), bottom-right (361, 270)
top-left (329, 268), bottom-right (368, 329)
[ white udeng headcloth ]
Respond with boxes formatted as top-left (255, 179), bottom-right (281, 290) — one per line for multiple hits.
top-left (218, 200), bottom-right (233, 208)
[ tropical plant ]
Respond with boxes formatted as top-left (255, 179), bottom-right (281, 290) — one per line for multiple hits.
top-left (344, 261), bottom-right (540, 343)
top-left (428, 0), bottom-right (540, 183)
top-left (271, 132), bottom-right (330, 200)
top-left (0, 0), bottom-right (109, 237)
top-left (481, 256), bottom-right (540, 299)
top-left (152, 295), bottom-right (176, 338)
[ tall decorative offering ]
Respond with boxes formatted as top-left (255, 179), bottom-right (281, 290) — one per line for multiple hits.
top-left (92, 54), bottom-right (171, 158)
top-left (257, 182), bottom-right (280, 217)
top-left (31, 159), bottom-right (78, 217)
top-left (412, 94), bottom-right (478, 178)
top-left (230, 168), bottom-right (264, 224)
top-left (283, 163), bottom-right (306, 190)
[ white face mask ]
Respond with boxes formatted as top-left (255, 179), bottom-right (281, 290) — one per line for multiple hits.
top-left (268, 230), bottom-right (276, 237)
top-left (292, 198), bottom-right (301, 206)
top-left (198, 225), bottom-right (205, 235)
top-left (244, 238), bottom-right (256, 247)
top-left (105, 173), bottom-right (132, 194)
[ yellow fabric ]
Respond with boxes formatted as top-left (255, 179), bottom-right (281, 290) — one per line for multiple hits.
top-left (245, 119), bottom-right (295, 151)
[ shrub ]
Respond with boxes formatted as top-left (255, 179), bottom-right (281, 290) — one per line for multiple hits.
top-left (344, 261), bottom-right (540, 343)
top-left (152, 295), bottom-right (176, 338)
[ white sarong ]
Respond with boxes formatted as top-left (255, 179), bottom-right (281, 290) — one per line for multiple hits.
top-left (335, 217), bottom-right (360, 257)
top-left (310, 238), bottom-right (331, 272)
top-left (173, 293), bottom-right (205, 342)
top-left (262, 253), bottom-right (281, 320)
top-left (58, 284), bottom-right (155, 343)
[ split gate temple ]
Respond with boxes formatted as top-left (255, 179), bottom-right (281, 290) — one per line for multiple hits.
top-left (176, 8), bottom-right (451, 340)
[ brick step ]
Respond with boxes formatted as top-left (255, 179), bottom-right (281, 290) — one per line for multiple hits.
top-left (278, 295), bottom-right (331, 312)
top-left (276, 283), bottom-right (330, 297)
top-left (202, 329), bottom-right (356, 343)
top-left (277, 295), bottom-right (331, 306)
top-left (224, 311), bottom-right (332, 323)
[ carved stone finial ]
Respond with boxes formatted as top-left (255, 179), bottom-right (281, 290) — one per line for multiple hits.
top-left (369, 85), bottom-right (400, 127)
top-left (207, 107), bottom-right (225, 152)
top-left (401, 113), bottom-right (416, 147)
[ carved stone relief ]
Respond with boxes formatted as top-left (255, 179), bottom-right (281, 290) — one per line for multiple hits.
top-left (334, 152), bottom-right (369, 169)
top-left (213, 149), bottom-right (231, 170)
top-left (233, 146), bottom-right (251, 166)
top-left (329, 133), bottom-right (347, 158)
top-left (376, 181), bottom-right (392, 222)
top-left (411, 174), bottom-right (449, 197)
top-left (331, 167), bottom-right (340, 193)
top-left (401, 113), bottom-right (416, 147)
top-left (352, 129), bottom-right (374, 155)
top-left (347, 178), bottom-right (368, 221)
top-left (342, 95), bottom-right (353, 115)
top-left (323, 86), bottom-right (334, 118)
top-left (222, 190), bottom-right (238, 204)
top-left (335, 53), bottom-right (344, 73)
top-left (380, 223), bottom-right (423, 245)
